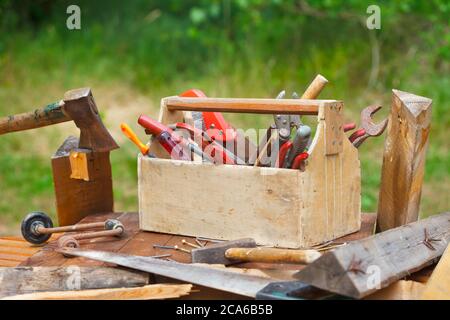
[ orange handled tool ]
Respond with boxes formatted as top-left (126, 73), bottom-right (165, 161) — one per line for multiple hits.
top-left (120, 123), bottom-right (149, 155)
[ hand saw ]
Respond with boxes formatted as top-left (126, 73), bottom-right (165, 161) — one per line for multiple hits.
top-left (58, 248), bottom-right (343, 300)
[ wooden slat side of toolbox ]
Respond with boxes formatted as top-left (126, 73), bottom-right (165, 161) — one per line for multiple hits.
top-left (139, 101), bottom-right (361, 248)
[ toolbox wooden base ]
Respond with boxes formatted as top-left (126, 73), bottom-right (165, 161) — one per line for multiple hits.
top-left (138, 97), bottom-right (361, 248)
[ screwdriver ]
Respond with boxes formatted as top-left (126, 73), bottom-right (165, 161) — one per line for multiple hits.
top-left (120, 123), bottom-right (150, 155)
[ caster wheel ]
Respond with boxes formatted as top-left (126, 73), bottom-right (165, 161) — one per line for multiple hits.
top-left (104, 219), bottom-right (120, 230)
top-left (21, 212), bottom-right (53, 245)
top-left (105, 219), bottom-right (124, 235)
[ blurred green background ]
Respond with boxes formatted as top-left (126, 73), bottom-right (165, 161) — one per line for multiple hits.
top-left (0, 0), bottom-right (448, 235)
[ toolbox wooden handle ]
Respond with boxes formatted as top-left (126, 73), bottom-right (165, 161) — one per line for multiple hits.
top-left (225, 247), bottom-right (321, 264)
top-left (164, 97), bottom-right (340, 115)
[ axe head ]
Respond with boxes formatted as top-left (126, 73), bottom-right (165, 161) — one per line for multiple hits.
top-left (63, 88), bottom-right (119, 152)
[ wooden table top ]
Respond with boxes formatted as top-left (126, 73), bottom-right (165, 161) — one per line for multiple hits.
top-left (1, 212), bottom-right (376, 299)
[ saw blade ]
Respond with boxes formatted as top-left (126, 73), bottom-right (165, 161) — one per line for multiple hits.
top-left (58, 248), bottom-right (274, 298)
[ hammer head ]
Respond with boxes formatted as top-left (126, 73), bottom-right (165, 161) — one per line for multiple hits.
top-left (191, 238), bottom-right (256, 265)
top-left (63, 88), bottom-right (119, 152)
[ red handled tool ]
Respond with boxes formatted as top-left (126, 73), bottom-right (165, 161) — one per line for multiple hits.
top-left (275, 141), bottom-right (293, 168)
top-left (291, 152), bottom-right (309, 170)
top-left (168, 122), bottom-right (237, 165)
top-left (138, 115), bottom-right (191, 161)
top-left (346, 105), bottom-right (388, 148)
top-left (179, 89), bottom-right (237, 144)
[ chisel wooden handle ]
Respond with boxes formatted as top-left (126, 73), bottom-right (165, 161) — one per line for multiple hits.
top-left (224, 247), bottom-right (321, 264)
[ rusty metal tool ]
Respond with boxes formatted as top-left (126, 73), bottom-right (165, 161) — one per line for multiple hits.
top-left (0, 88), bottom-right (119, 152)
top-left (348, 105), bottom-right (388, 148)
top-left (20, 212), bottom-right (117, 245)
top-left (191, 238), bottom-right (321, 266)
top-left (58, 248), bottom-right (341, 299)
top-left (57, 219), bottom-right (125, 249)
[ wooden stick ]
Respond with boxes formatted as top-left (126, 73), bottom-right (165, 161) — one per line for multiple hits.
top-left (225, 247), bottom-right (321, 264)
top-left (295, 212), bottom-right (450, 299)
top-left (377, 90), bottom-right (432, 231)
top-left (421, 244), bottom-right (450, 300)
top-left (0, 266), bottom-right (149, 298)
top-left (2, 284), bottom-right (192, 300)
top-left (165, 97), bottom-right (338, 115)
top-left (254, 130), bottom-right (279, 167)
top-left (301, 74), bottom-right (329, 99)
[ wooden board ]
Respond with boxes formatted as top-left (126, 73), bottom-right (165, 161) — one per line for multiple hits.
top-left (295, 212), bottom-right (450, 299)
top-left (421, 244), bottom-right (450, 300)
top-left (377, 90), bottom-right (432, 231)
top-left (140, 100), bottom-right (360, 248)
top-left (3, 284), bottom-right (192, 300)
top-left (0, 266), bottom-right (149, 298)
top-left (52, 137), bottom-right (114, 226)
top-left (364, 280), bottom-right (425, 300)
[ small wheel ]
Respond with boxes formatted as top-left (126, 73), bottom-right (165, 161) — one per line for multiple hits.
top-left (104, 219), bottom-right (120, 230)
top-left (112, 221), bottom-right (124, 236)
top-left (21, 212), bottom-right (53, 244)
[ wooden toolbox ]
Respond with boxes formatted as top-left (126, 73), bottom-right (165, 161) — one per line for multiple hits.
top-left (138, 97), bottom-right (361, 248)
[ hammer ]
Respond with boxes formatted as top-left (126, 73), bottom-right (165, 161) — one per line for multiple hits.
top-left (0, 88), bottom-right (118, 152)
top-left (191, 238), bottom-right (321, 265)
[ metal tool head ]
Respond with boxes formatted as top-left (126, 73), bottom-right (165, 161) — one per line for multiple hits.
top-left (191, 238), bottom-right (256, 265)
top-left (63, 88), bottom-right (119, 152)
top-left (360, 105), bottom-right (388, 136)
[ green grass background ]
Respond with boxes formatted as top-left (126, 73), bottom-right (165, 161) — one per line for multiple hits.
top-left (0, 0), bottom-right (448, 234)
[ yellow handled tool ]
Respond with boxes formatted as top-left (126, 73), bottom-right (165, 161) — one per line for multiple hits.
top-left (120, 123), bottom-right (149, 155)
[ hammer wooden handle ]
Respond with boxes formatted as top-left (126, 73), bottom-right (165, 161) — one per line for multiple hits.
top-left (301, 74), bottom-right (329, 99)
top-left (224, 247), bottom-right (321, 264)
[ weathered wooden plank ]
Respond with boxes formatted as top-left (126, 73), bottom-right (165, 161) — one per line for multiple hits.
top-left (0, 266), bottom-right (149, 298)
top-left (2, 284), bottom-right (192, 300)
top-left (377, 90), bottom-right (432, 231)
top-left (421, 245), bottom-right (450, 300)
top-left (295, 212), bottom-right (450, 299)
top-left (364, 280), bottom-right (425, 300)
top-left (52, 136), bottom-right (114, 226)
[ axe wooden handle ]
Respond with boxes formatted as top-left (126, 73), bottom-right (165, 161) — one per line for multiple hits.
top-left (225, 247), bottom-right (321, 264)
top-left (0, 101), bottom-right (68, 135)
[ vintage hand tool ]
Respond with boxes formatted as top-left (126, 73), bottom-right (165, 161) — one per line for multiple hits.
top-left (283, 125), bottom-right (311, 168)
top-left (274, 74), bottom-right (328, 141)
top-left (20, 212), bottom-right (119, 245)
top-left (120, 123), bottom-right (149, 155)
top-left (167, 122), bottom-right (238, 164)
top-left (179, 89), bottom-right (256, 164)
top-left (138, 115), bottom-right (192, 161)
top-left (275, 140), bottom-right (293, 168)
top-left (291, 152), bottom-right (309, 170)
top-left (0, 88), bottom-right (119, 152)
top-left (191, 238), bottom-right (321, 265)
top-left (58, 248), bottom-right (341, 299)
top-left (57, 219), bottom-right (124, 250)
top-left (348, 105), bottom-right (388, 148)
